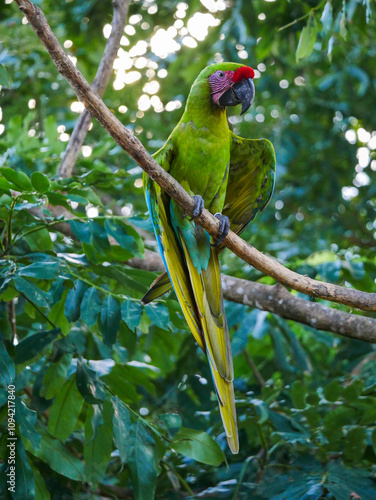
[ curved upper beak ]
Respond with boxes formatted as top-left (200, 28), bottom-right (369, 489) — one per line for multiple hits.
top-left (218, 78), bottom-right (255, 115)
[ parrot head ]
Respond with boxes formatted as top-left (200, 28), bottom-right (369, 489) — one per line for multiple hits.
top-left (206, 63), bottom-right (255, 115)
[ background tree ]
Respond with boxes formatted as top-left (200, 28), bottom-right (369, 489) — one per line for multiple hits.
top-left (0, 0), bottom-right (376, 499)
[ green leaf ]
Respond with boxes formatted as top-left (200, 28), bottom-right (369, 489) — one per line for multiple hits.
top-left (14, 439), bottom-right (35, 500)
top-left (80, 287), bottom-right (102, 326)
top-left (48, 373), bottom-right (84, 442)
top-left (0, 167), bottom-right (33, 191)
top-left (84, 401), bottom-right (113, 489)
top-left (24, 427), bottom-right (85, 481)
top-left (18, 261), bottom-right (60, 280)
top-left (49, 294), bottom-right (70, 336)
top-left (103, 366), bottom-right (140, 404)
top-left (96, 265), bottom-right (149, 293)
top-left (0, 176), bottom-right (15, 193)
top-left (145, 302), bottom-right (170, 330)
top-left (41, 353), bottom-right (73, 399)
top-left (101, 295), bottom-right (121, 346)
top-left (15, 328), bottom-right (61, 364)
top-left (127, 421), bottom-right (159, 500)
top-left (105, 219), bottom-right (144, 257)
top-left (64, 280), bottom-right (88, 322)
top-left (67, 194), bottom-right (89, 206)
top-left (76, 356), bottom-right (107, 404)
top-left (171, 427), bottom-right (225, 466)
top-left (112, 396), bottom-right (132, 464)
top-left (89, 220), bottom-right (111, 253)
top-left (24, 227), bottom-right (53, 252)
top-left (343, 379), bottom-right (364, 401)
top-left (323, 406), bottom-right (358, 442)
top-left (320, 1), bottom-right (333, 38)
top-left (280, 322), bottom-right (311, 372)
top-left (15, 397), bottom-right (41, 449)
top-left (0, 64), bottom-right (12, 88)
top-left (82, 242), bottom-right (98, 263)
top-left (102, 244), bottom-right (134, 262)
top-left (291, 381), bottom-right (307, 409)
top-left (296, 13), bottom-right (318, 62)
top-left (0, 341), bottom-right (15, 387)
top-left (269, 329), bottom-right (293, 373)
top-left (159, 413), bottom-right (182, 439)
top-left (32, 466), bottom-right (50, 500)
top-left (48, 277), bottom-right (67, 305)
top-left (30, 172), bottom-right (50, 194)
top-left (231, 310), bottom-right (258, 356)
top-left (46, 192), bottom-right (70, 209)
top-left (13, 276), bottom-right (50, 308)
top-left (128, 216), bottom-right (154, 231)
top-left (344, 427), bottom-right (367, 461)
top-left (89, 404), bottom-right (104, 440)
top-left (69, 220), bottom-right (92, 244)
top-left (106, 363), bottom-right (156, 398)
top-left (323, 379), bottom-right (343, 402)
top-left (325, 462), bottom-right (376, 500)
top-left (339, 11), bottom-right (347, 40)
top-left (122, 298), bottom-right (143, 330)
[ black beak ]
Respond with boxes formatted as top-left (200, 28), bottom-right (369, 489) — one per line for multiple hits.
top-left (218, 78), bottom-right (255, 115)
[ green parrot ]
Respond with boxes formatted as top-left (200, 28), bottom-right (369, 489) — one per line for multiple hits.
top-left (142, 63), bottom-right (276, 454)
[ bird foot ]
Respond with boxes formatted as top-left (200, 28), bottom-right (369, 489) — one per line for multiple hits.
top-left (212, 213), bottom-right (230, 247)
top-left (188, 195), bottom-right (204, 220)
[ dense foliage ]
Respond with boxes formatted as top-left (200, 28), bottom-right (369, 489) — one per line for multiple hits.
top-left (0, 0), bottom-right (376, 498)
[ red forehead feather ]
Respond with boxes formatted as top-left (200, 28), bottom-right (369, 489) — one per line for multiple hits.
top-left (233, 66), bottom-right (255, 82)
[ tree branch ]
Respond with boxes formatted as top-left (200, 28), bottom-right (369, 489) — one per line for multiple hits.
top-left (58, 0), bottom-right (129, 178)
top-left (128, 250), bottom-right (376, 343)
top-left (14, 0), bottom-right (376, 313)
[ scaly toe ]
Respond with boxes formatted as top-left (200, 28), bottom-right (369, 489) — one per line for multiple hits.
top-left (190, 195), bottom-right (205, 220)
top-left (212, 213), bottom-right (230, 247)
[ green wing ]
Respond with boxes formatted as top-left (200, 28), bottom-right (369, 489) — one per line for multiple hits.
top-left (142, 134), bottom-right (276, 302)
top-left (143, 141), bottom-right (205, 350)
top-left (222, 133), bottom-right (276, 237)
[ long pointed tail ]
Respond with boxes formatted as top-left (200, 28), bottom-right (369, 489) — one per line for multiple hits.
top-left (211, 367), bottom-right (239, 454)
top-left (179, 231), bottom-right (239, 454)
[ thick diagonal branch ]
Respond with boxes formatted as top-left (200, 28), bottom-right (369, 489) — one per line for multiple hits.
top-left (14, 0), bottom-right (376, 312)
top-left (58, 0), bottom-right (129, 178)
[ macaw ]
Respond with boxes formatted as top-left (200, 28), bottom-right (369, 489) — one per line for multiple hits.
top-left (142, 63), bottom-right (276, 454)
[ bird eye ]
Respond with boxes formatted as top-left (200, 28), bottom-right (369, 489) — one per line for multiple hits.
top-left (217, 71), bottom-right (225, 78)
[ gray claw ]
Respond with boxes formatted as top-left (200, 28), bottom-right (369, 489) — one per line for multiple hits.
top-left (190, 195), bottom-right (204, 220)
top-left (212, 213), bottom-right (230, 247)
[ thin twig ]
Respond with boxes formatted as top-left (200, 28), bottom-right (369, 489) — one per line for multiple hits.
top-left (277, 1), bottom-right (326, 31)
top-left (7, 300), bottom-right (17, 343)
top-left (17, 290), bottom-right (58, 330)
top-left (244, 350), bottom-right (266, 387)
top-left (13, 0), bottom-right (376, 314)
top-left (58, 0), bottom-right (130, 178)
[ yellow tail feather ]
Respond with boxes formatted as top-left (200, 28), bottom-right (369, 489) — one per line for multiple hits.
top-left (180, 237), bottom-right (239, 454)
top-left (211, 367), bottom-right (239, 454)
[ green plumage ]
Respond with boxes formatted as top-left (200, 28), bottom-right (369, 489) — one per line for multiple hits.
top-left (143, 63), bottom-right (276, 454)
